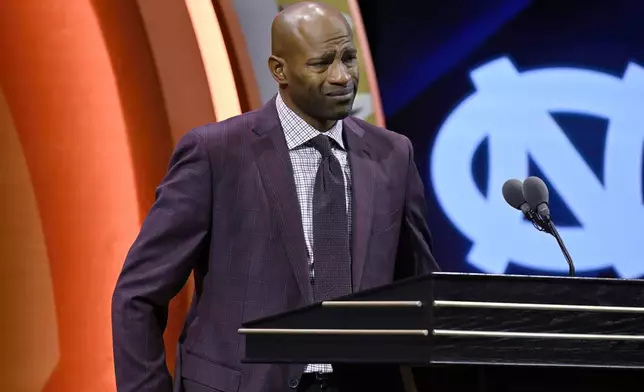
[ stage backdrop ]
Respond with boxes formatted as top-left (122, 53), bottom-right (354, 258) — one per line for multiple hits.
top-left (0, 0), bottom-right (382, 391)
top-left (359, 0), bottom-right (644, 279)
top-left (0, 0), bottom-right (242, 390)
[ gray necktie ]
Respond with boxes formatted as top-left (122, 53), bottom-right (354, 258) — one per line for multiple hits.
top-left (309, 134), bottom-right (352, 301)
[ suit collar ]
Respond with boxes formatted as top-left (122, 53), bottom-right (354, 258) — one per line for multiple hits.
top-left (343, 117), bottom-right (374, 290)
top-left (251, 96), bottom-right (312, 301)
top-left (252, 95), bottom-right (281, 137)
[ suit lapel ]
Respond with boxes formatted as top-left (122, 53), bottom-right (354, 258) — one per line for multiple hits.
top-left (251, 98), bottom-right (312, 302)
top-left (344, 118), bottom-right (375, 291)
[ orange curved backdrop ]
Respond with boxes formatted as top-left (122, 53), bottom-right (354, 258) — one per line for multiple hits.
top-left (0, 0), bottom-right (381, 390)
top-left (0, 0), bottom-right (242, 390)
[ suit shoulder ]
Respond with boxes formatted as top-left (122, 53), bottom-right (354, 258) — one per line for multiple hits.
top-left (192, 109), bottom-right (260, 138)
top-left (348, 116), bottom-right (411, 151)
top-left (174, 110), bottom-right (261, 152)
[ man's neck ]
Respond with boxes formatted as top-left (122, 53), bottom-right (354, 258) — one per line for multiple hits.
top-left (279, 92), bottom-right (336, 132)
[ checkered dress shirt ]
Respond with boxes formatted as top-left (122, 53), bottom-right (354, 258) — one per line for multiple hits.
top-left (275, 93), bottom-right (352, 374)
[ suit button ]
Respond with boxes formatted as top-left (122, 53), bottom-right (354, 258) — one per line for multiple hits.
top-left (288, 376), bottom-right (300, 389)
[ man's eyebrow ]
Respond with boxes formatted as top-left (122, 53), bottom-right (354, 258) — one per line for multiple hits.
top-left (309, 47), bottom-right (356, 61)
top-left (308, 51), bottom-right (336, 61)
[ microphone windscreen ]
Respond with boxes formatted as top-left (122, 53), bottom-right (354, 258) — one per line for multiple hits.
top-left (522, 176), bottom-right (549, 209)
top-left (502, 179), bottom-right (526, 210)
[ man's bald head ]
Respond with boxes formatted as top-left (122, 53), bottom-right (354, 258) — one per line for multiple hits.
top-left (271, 2), bottom-right (351, 59)
top-left (268, 2), bottom-right (359, 131)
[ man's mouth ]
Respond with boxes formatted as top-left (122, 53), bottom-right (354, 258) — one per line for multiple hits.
top-left (326, 87), bottom-right (354, 99)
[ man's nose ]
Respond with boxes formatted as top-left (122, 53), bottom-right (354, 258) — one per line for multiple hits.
top-left (327, 61), bottom-right (350, 85)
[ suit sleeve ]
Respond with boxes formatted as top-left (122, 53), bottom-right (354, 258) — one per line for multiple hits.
top-left (394, 136), bottom-right (441, 279)
top-left (111, 128), bottom-right (213, 392)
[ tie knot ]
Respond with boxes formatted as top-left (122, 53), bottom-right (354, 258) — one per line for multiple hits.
top-left (310, 134), bottom-right (333, 158)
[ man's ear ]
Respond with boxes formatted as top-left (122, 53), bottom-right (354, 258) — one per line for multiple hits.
top-left (268, 55), bottom-right (287, 85)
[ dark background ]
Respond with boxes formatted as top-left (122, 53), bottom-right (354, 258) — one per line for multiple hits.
top-left (358, 0), bottom-right (644, 278)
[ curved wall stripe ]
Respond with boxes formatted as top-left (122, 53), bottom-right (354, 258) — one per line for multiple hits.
top-left (185, 0), bottom-right (242, 121)
top-left (213, 0), bottom-right (262, 112)
top-left (91, 0), bottom-right (175, 220)
top-left (137, 0), bottom-right (219, 143)
top-left (96, 0), bottom-right (202, 375)
top-left (0, 1), bottom-right (151, 390)
top-left (346, 0), bottom-right (385, 127)
top-left (0, 88), bottom-right (59, 392)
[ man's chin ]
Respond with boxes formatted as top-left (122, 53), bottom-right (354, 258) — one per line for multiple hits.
top-left (328, 102), bottom-right (354, 120)
top-left (333, 109), bottom-right (351, 120)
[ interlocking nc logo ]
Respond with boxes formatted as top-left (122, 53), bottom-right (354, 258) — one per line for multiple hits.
top-left (430, 56), bottom-right (644, 277)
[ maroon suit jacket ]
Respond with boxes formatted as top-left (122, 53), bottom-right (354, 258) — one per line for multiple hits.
top-left (111, 97), bottom-right (439, 392)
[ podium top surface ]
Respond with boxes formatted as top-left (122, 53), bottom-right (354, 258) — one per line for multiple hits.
top-left (426, 271), bottom-right (642, 284)
top-left (241, 271), bottom-right (644, 328)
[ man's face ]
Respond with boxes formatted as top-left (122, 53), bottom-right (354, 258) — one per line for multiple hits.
top-left (282, 18), bottom-right (359, 123)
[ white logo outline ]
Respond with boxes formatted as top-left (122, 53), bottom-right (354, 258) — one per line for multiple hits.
top-left (429, 56), bottom-right (644, 277)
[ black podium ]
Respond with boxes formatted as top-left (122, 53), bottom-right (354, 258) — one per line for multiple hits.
top-left (239, 272), bottom-right (644, 391)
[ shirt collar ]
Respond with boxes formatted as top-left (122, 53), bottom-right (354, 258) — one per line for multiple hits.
top-left (275, 92), bottom-right (345, 151)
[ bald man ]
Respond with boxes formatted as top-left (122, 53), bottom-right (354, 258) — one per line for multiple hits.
top-left (111, 2), bottom-right (439, 392)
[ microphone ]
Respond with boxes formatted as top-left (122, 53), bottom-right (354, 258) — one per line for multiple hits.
top-left (501, 179), bottom-right (548, 232)
top-left (521, 176), bottom-right (575, 277)
top-left (522, 176), bottom-right (551, 221)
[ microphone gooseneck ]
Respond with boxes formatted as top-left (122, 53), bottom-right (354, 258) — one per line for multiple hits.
top-left (543, 217), bottom-right (575, 277)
